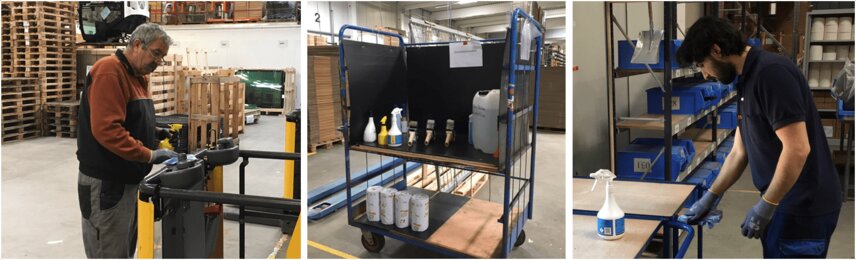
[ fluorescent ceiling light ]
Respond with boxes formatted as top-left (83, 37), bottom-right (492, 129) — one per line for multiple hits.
top-left (457, 0), bottom-right (477, 5)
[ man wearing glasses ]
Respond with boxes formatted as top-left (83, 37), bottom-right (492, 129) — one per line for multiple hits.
top-left (677, 16), bottom-right (842, 258)
top-left (76, 23), bottom-right (178, 258)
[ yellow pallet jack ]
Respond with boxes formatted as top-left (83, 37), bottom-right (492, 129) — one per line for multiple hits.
top-left (137, 110), bottom-right (302, 258)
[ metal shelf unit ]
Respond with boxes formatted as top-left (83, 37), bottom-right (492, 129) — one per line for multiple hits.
top-left (336, 8), bottom-right (543, 258)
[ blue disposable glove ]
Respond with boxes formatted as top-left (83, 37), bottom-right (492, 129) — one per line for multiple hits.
top-left (150, 149), bottom-right (178, 164)
top-left (740, 198), bottom-right (777, 239)
top-left (680, 191), bottom-right (721, 225)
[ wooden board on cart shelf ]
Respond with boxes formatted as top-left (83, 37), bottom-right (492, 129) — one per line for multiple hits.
top-left (426, 198), bottom-right (521, 258)
top-left (573, 178), bottom-right (695, 217)
top-left (452, 173), bottom-right (489, 197)
top-left (572, 215), bottom-right (660, 259)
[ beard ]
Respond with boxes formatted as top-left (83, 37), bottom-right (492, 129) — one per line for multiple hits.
top-left (710, 58), bottom-right (737, 84)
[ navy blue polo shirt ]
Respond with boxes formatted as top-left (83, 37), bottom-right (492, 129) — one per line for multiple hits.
top-left (736, 47), bottom-right (841, 216)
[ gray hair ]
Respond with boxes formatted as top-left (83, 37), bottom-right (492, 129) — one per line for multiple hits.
top-left (127, 23), bottom-right (173, 49)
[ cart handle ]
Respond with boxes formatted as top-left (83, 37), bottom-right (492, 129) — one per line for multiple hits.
top-left (337, 24), bottom-right (406, 47)
top-left (665, 221), bottom-right (695, 259)
top-left (510, 8), bottom-right (544, 33)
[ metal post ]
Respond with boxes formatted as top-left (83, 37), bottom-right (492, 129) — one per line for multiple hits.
top-left (664, 2), bottom-right (675, 182)
top-left (605, 2), bottom-right (617, 173)
top-left (238, 156), bottom-right (249, 259)
top-left (528, 34), bottom-right (542, 219)
top-left (791, 3), bottom-right (800, 62)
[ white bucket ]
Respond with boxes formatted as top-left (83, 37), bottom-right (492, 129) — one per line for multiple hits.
top-left (820, 63), bottom-right (833, 88)
top-left (809, 64), bottom-right (820, 88)
top-left (837, 46), bottom-right (850, 61)
top-left (394, 191), bottom-right (411, 228)
top-left (471, 89), bottom-right (500, 154)
top-left (410, 193), bottom-right (430, 232)
top-left (839, 17), bottom-right (853, 40)
top-left (366, 186), bottom-right (383, 222)
top-left (823, 46), bottom-right (837, 61)
top-left (380, 188), bottom-right (397, 225)
top-left (810, 45), bottom-right (823, 61)
top-left (825, 17), bottom-right (839, 40)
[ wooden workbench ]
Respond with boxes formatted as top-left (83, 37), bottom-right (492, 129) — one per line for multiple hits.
top-left (573, 178), bottom-right (695, 217)
top-left (573, 215), bottom-right (661, 259)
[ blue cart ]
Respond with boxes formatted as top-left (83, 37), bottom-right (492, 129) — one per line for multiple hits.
top-left (336, 8), bottom-right (543, 258)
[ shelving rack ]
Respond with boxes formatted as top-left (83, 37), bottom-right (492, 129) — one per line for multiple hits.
top-left (336, 8), bottom-right (542, 258)
top-left (802, 9), bottom-right (854, 117)
top-left (603, 2), bottom-right (739, 258)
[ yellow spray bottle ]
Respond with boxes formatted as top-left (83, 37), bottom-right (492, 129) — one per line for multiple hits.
top-left (378, 116), bottom-right (388, 146)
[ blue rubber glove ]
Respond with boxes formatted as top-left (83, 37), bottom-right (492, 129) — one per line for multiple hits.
top-left (150, 149), bottom-right (178, 164)
top-left (680, 191), bottom-right (721, 225)
top-left (740, 198), bottom-right (777, 239)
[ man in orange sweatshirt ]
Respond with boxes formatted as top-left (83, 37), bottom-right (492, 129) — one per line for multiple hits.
top-left (76, 23), bottom-right (177, 258)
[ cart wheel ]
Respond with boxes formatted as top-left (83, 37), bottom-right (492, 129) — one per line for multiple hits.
top-left (514, 230), bottom-right (526, 247)
top-left (360, 232), bottom-right (385, 253)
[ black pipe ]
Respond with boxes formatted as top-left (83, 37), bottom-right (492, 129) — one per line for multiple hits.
top-left (239, 156), bottom-right (249, 259)
top-left (151, 187), bottom-right (301, 211)
top-left (238, 150), bottom-right (300, 161)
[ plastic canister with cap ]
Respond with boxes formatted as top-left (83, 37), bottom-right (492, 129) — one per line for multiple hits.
top-left (380, 187), bottom-right (397, 225)
top-left (812, 17), bottom-right (826, 41)
top-left (366, 186), bottom-right (383, 222)
top-left (471, 89), bottom-right (500, 154)
top-left (825, 17), bottom-right (839, 40)
top-left (810, 45), bottom-right (823, 61)
top-left (839, 17), bottom-right (853, 40)
top-left (809, 64), bottom-right (821, 88)
top-left (394, 190), bottom-right (411, 228)
top-left (410, 193), bottom-right (430, 232)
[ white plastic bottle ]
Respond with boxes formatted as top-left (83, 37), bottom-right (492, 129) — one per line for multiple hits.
top-left (364, 116), bottom-right (377, 143)
top-left (591, 169), bottom-right (625, 240)
top-left (388, 108), bottom-right (403, 147)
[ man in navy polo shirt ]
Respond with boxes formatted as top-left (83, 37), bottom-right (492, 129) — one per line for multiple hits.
top-left (677, 16), bottom-right (842, 258)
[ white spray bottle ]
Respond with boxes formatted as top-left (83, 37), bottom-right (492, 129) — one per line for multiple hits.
top-left (590, 169), bottom-right (625, 240)
top-left (388, 108), bottom-right (403, 147)
top-left (364, 116), bottom-right (377, 143)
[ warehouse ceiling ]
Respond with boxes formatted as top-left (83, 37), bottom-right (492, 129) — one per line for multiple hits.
top-left (400, 1), bottom-right (566, 41)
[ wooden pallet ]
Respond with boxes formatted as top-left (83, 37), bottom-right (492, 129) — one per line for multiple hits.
top-left (309, 137), bottom-right (344, 153)
top-left (188, 115), bottom-right (222, 153)
top-left (181, 76), bottom-right (245, 139)
top-left (259, 108), bottom-right (284, 116)
top-left (150, 54), bottom-right (182, 116)
top-left (452, 173), bottom-right (490, 197)
top-left (42, 101), bottom-right (78, 137)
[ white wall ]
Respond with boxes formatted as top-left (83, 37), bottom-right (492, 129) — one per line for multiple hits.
top-left (162, 23), bottom-right (302, 109)
top-left (303, 1), bottom-right (355, 43)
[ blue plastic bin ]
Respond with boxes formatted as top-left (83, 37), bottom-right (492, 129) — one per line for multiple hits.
top-left (647, 87), bottom-right (706, 115)
top-left (617, 138), bottom-right (695, 181)
top-left (683, 168), bottom-right (716, 207)
top-left (617, 39), bottom-right (683, 70)
top-left (699, 161), bottom-right (722, 176)
top-left (696, 103), bottom-right (738, 129)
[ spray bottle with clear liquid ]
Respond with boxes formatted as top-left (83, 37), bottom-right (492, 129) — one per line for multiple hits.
top-left (590, 169), bottom-right (625, 240)
top-left (388, 108), bottom-right (403, 147)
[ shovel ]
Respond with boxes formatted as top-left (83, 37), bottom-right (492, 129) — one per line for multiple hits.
top-left (631, 3), bottom-right (664, 65)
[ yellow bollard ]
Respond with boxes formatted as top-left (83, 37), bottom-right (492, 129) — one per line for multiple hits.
top-left (136, 193), bottom-right (155, 258)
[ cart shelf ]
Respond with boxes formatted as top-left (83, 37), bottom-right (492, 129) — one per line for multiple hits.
top-left (352, 144), bottom-right (499, 173)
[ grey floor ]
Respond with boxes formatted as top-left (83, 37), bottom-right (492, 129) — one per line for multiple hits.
top-left (1, 115), bottom-right (290, 258)
top-left (680, 167), bottom-right (855, 258)
top-left (307, 131), bottom-right (567, 258)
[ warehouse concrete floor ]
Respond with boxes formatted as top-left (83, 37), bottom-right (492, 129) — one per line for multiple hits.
top-left (681, 167), bottom-right (855, 258)
top-left (307, 131), bottom-right (566, 258)
top-left (1, 115), bottom-right (290, 258)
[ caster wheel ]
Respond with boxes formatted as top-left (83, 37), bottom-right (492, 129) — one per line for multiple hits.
top-left (361, 232), bottom-right (385, 253)
top-left (514, 230), bottom-right (526, 247)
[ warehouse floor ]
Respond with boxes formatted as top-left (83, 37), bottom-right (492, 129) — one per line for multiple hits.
top-left (1, 115), bottom-right (290, 258)
top-left (681, 167), bottom-right (855, 258)
top-left (307, 131), bottom-right (566, 258)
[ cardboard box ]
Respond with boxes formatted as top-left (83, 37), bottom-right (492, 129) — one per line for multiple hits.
top-left (233, 1), bottom-right (264, 20)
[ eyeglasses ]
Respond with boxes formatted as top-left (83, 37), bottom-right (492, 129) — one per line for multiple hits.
top-left (145, 48), bottom-right (166, 64)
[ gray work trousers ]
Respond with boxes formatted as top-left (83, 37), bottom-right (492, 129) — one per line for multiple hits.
top-left (77, 172), bottom-right (138, 258)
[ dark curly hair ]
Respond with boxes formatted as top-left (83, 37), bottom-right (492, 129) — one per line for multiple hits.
top-left (676, 16), bottom-right (746, 66)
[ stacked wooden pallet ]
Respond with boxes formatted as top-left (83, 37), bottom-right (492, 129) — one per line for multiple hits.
top-left (6, 2), bottom-right (78, 105)
top-left (1, 78), bottom-right (41, 143)
top-left (150, 54), bottom-right (183, 115)
top-left (177, 75), bottom-right (245, 139)
top-left (308, 46), bottom-right (344, 152)
top-left (1, 4), bottom-right (12, 77)
top-left (42, 101), bottom-right (79, 138)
